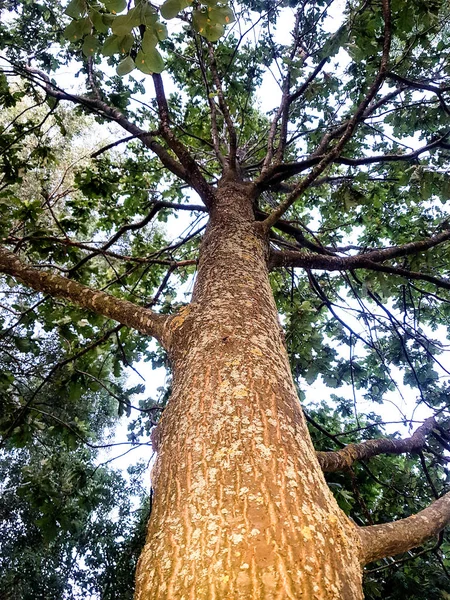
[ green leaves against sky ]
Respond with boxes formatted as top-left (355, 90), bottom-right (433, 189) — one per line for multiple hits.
top-left (63, 0), bottom-right (235, 75)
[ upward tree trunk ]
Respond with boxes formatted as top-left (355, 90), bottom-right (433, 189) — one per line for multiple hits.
top-left (134, 182), bottom-right (364, 599)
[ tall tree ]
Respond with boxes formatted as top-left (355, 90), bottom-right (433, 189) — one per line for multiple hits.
top-left (1, 0), bottom-right (450, 597)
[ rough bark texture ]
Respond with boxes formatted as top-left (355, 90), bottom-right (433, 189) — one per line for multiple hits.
top-left (134, 183), bottom-right (363, 599)
top-left (317, 417), bottom-right (437, 472)
top-left (0, 245), bottom-right (168, 343)
top-left (359, 491), bottom-right (450, 564)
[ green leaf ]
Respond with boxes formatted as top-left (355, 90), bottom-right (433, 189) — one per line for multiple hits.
top-left (82, 34), bottom-right (100, 57)
top-left (14, 337), bottom-right (32, 353)
top-left (102, 13), bottom-right (116, 26)
top-left (118, 33), bottom-right (135, 54)
top-left (101, 34), bottom-right (120, 55)
top-left (208, 6), bottom-right (235, 25)
top-left (63, 17), bottom-right (91, 42)
top-left (160, 0), bottom-right (187, 20)
top-left (192, 9), bottom-right (226, 40)
top-left (154, 21), bottom-right (168, 41)
top-left (319, 24), bottom-right (348, 59)
top-left (90, 9), bottom-right (110, 33)
top-left (442, 176), bottom-right (450, 202)
top-left (204, 22), bottom-right (225, 42)
top-left (116, 55), bottom-right (136, 76)
top-left (104, 0), bottom-right (127, 13)
top-left (111, 7), bottom-right (141, 36)
top-left (142, 30), bottom-right (158, 53)
top-left (65, 0), bottom-right (87, 19)
top-left (139, 1), bottom-right (158, 25)
top-left (192, 9), bottom-right (209, 34)
top-left (135, 47), bottom-right (165, 74)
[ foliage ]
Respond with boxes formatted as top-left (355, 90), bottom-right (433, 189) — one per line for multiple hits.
top-left (0, 440), bottom-right (151, 600)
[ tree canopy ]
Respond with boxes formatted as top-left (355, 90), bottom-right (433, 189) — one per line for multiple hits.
top-left (1, 0), bottom-right (450, 597)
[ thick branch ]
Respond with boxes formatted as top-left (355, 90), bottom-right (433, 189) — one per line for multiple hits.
top-left (294, 227), bottom-right (450, 263)
top-left (152, 74), bottom-right (215, 205)
top-left (270, 227), bottom-right (450, 287)
top-left (14, 64), bottom-right (215, 207)
top-left (317, 417), bottom-right (436, 472)
top-left (359, 491), bottom-right (450, 564)
top-left (0, 246), bottom-right (169, 346)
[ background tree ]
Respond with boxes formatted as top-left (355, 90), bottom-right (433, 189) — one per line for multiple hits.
top-left (1, 0), bottom-right (450, 598)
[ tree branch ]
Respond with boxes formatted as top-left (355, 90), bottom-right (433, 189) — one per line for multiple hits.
top-left (152, 74), bottom-right (215, 205)
top-left (207, 43), bottom-right (238, 173)
top-left (257, 0), bottom-right (392, 212)
top-left (0, 246), bottom-right (170, 346)
top-left (270, 227), bottom-right (450, 289)
top-left (259, 133), bottom-right (448, 189)
top-left (359, 491), bottom-right (450, 565)
top-left (386, 71), bottom-right (450, 116)
top-left (260, 56), bottom-right (328, 178)
top-left (317, 417), bottom-right (436, 472)
top-left (12, 63), bottom-right (215, 206)
top-left (194, 34), bottom-right (227, 169)
top-left (62, 200), bottom-right (204, 274)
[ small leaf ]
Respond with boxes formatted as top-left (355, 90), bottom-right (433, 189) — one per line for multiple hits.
top-left (118, 33), bottom-right (135, 53)
top-left (117, 55), bottom-right (136, 75)
top-left (204, 21), bottom-right (224, 41)
top-left (139, 2), bottom-right (158, 25)
top-left (135, 47), bottom-right (165, 74)
top-left (63, 17), bottom-right (91, 41)
top-left (65, 0), bottom-right (87, 19)
top-left (14, 337), bottom-right (32, 353)
top-left (82, 34), bottom-right (100, 56)
top-left (111, 7), bottom-right (140, 36)
top-left (208, 6), bottom-right (235, 25)
top-left (154, 21), bottom-right (168, 41)
top-left (104, 0), bottom-right (127, 13)
top-left (102, 13), bottom-right (116, 26)
top-left (192, 9), bottom-right (209, 33)
top-left (319, 25), bottom-right (348, 59)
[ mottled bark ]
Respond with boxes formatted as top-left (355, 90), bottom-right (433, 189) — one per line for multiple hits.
top-left (317, 417), bottom-right (437, 472)
top-left (359, 491), bottom-right (450, 564)
top-left (0, 245), bottom-right (169, 345)
top-left (135, 182), bottom-right (364, 600)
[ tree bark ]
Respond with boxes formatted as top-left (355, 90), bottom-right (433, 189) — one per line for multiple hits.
top-left (359, 491), bottom-right (450, 564)
top-left (0, 246), bottom-right (169, 345)
top-left (134, 182), bottom-right (364, 599)
top-left (317, 417), bottom-right (437, 472)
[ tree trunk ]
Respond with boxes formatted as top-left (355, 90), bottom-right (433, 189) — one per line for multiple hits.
top-left (134, 182), bottom-right (364, 599)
